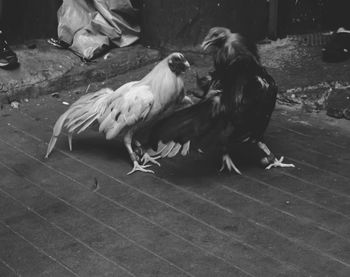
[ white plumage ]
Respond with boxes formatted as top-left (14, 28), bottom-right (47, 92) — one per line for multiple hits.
top-left (46, 52), bottom-right (190, 174)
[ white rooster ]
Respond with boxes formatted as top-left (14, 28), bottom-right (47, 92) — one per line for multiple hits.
top-left (45, 53), bottom-right (190, 174)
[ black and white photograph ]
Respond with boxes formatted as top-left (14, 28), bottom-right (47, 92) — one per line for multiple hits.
top-left (0, 0), bottom-right (350, 276)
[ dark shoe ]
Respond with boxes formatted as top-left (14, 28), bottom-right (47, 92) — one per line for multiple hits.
top-left (0, 31), bottom-right (19, 68)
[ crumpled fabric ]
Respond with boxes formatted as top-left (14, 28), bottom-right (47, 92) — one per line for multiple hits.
top-left (57, 0), bottom-right (140, 60)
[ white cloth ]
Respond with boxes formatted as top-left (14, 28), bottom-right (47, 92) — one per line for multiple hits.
top-left (57, 0), bottom-right (140, 60)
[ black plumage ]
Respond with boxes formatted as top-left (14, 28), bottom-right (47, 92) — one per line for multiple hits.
top-left (146, 27), bottom-right (294, 173)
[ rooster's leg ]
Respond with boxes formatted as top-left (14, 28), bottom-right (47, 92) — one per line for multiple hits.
top-left (220, 154), bottom-right (242, 175)
top-left (141, 152), bottom-right (161, 167)
top-left (128, 161), bottom-right (154, 175)
top-left (124, 132), bottom-right (154, 175)
top-left (68, 133), bottom-right (73, 151)
top-left (134, 141), bottom-right (161, 166)
top-left (257, 141), bottom-right (295, 169)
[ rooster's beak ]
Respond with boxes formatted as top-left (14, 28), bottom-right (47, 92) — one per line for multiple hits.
top-left (201, 39), bottom-right (213, 51)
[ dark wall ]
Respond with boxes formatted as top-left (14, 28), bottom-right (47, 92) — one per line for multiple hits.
top-left (1, 0), bottom-right (62, 43)
top-left (3, 0), bottom-right (349, 47)
top-left (2, 0), bottom-right (268, 47)
top-left (140, 0), bottom-right (269, 48)
top-left (278, 0), bottom-right (350, 36)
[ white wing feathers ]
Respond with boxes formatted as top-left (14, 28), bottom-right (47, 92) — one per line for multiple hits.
top-left (150, 140), bottom-right (191, 158)
top-left (99, 85), bottom-right (154, 140)
top-left (45, 52), bottom-right (188, 171)
top-left (45, 81), bottom-right (153, 158)
top-left (45, 87), bottom-right (115, 158)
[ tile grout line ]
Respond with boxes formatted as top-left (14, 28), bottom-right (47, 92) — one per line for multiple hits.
top-left (325, 141), bottom-right (348, 150)
top-left (12, 112), bottom-right (350, 203)
top-left (156, 174), bottom-right (350, 268)
top-left (0, 216), bottom-right (81, 277)
top-left (241, 173), bottom-right (350, 228)
top-left (0, 126), bottom-right (301, 276)
top-left (251, 219), bottom-right (350, 268)
top-left (7, 115), bottom-right (350, 273)
top-left (167, 155), bottom-right (350, 229)
top-left (0, 161), bottom-right (195, 277)
top-left (9, 112), bottom-right (350, 272)
top-left (0, 188), bottom-right (137, 277)
top-left (165, 157), bottom-right (350, 247)
top-left (281, 169), bottom-right (350, 202)
top-left (0, 144), bottom-right (256, 277)
top-left (267, 133), bottom-right (350, 166)
top-left (287, 156), bottom-right (350, 182)
top-left (221, 183), bottom-right (350, 245)
top-left (17, 109), bottom-right (350, 197)
top-left (260, 137), bottom-right (350, 198)
top-left (90, 157), bottom-right (350, 270)
top-left (275, 124), bottom-right (349, 149)
top-left (5, 121), bottom-right (345, 275)
top-left (163, 157), bottom-right (350, 240)
top-left (0, 258), bottom-right (22, 277)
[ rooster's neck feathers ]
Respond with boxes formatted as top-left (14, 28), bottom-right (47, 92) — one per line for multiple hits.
top-left (213, 32), bottom-right (259, 69)
top-left (139, 56), bottom-right (185, 106)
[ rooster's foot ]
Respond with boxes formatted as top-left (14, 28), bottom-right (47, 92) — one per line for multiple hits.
top-left (127, 161), bottom-right (155, 175)
top-left (265, 156), bottom-right (295, 170)
top-left (220, 154), bottom-right (242, 175)
top-left (141, 153), bottom-right (161, 167)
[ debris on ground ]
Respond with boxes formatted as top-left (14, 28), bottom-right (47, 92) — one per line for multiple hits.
top-left (277, 81), bottom-right (350, 119)
top-left (259, 37), bottom-right (309, 69)
top-left (277, 82), bottom-right (333, 111)
top-left (326, 88), bottom-right (350, 119)
top-left (51, 92), bottom-right (60, 98)
top-left (85, 84), bottom-right (91, 94)
top-left (26, 43), bottom-right (37, 49)
top-left (10, 101), bottom-right (20, 109)
top-left (92, 177), bottom-right (100, 192)
top-left (258, 35), bottom-right (350, 120)
top-left (104, 53), bottom-right (111, 60)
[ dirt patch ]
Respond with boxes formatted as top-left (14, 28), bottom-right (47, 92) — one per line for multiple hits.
top-left (258, 36), bottom-right (350, 119)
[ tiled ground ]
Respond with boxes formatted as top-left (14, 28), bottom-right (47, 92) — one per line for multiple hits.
top-left (1, 87), bottom-right (350, 277)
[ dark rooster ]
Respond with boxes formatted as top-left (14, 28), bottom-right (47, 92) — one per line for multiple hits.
top-left (145, 27), bottom-right (294, 174)
top-left (45, 52), bottom-right (190, 174)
